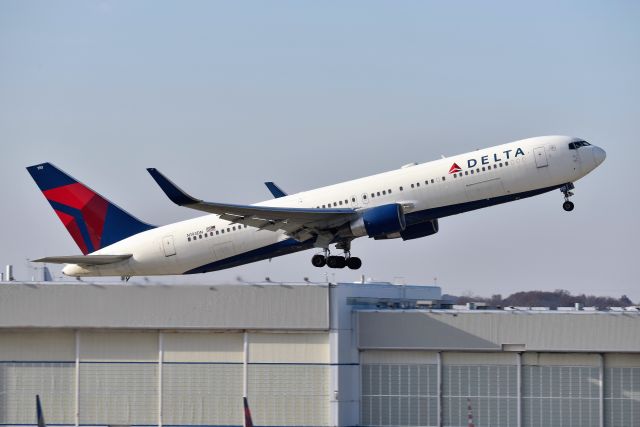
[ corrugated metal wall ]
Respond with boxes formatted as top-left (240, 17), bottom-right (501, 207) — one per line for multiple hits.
top-left (442, 353), bottom-right (517, 427)
top-left (0, 330), bottom-right (330, 427)
top-left (0, 331), bottom-right (75, 425)
top-left (360, 351), bottom-right (640, 427)
top-left (247, 332), bottom-right (330, 426)
top-left (163, 332), bottom-right (243, 425)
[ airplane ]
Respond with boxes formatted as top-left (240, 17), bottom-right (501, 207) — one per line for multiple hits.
top-left (36, 395), bottom-right (47, 427)
top-left (244, 397), bottom-right (254, 427)
top-left (27, 135), bottom-right (605, 277)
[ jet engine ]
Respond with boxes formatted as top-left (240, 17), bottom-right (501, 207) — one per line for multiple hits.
top-left (350, 204), bottom-right (406, 238)
top-left (399, 219), bottom-right (439, 240)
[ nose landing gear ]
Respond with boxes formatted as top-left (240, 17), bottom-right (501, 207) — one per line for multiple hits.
top-left (561, 183), bottom-right (575, 212)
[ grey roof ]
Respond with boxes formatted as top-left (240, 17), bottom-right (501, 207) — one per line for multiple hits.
top-left (358, 310), bottom-right (640, 352)
top-left (0, 282), bottom-right (329, 330)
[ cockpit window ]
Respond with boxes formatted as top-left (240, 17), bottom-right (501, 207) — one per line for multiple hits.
top-left (568, 140), bottom-right (591, 150)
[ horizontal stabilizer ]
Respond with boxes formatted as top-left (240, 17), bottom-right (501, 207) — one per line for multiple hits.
top-left (264, 182), bottom-right (287, 198)
top-left (32, 254), bottom-right (132, 265)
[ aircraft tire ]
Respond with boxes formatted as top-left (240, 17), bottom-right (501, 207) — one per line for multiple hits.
top-left (311, 254), bottom-right (326, 267)
top-left (327, 256), bottom-right (346, 269)
top-left (563, 201), bottom-right (575, 212)
top-left (346, 257), bottom-right (362, 270)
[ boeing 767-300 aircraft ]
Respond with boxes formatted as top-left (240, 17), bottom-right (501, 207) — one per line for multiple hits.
top-left (27, 135), bottom-right (605, 277)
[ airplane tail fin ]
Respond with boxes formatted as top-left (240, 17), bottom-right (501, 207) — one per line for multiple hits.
top-left (243, 397), bottom-right (254, 427)
top-left (27, 163), bottom-right (155, 254)
top-left (36, 395), bottom-right (46, 427)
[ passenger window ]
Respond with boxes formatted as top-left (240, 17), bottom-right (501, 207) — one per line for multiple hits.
top-left (411, 184), bottom-right (414, 188)
top-left (416, 182), bottom-right (420, 187)
top-left (505, 161), bottom-right (509, 166)
top-left (344, 199), bottom-right (348, 204)
top-left (442, 177), bottom-right (445, 181)
top-left (470, 170), bottom-right (474, 174)
top-left (382, 190), bottom-right (386, 195)
top-left (465, 171), bottom-right (469, 176)
top-left (399, 186), bottom-right (403, 191)
top-left (476, 168), bottom-right (480, 173)
top-left (377, 191), bottom-right (381, 196)
top-left (488, 165), bottom-right (491, 170)
top-left (482, 167), bottom-right (485, 172)
top-left (431, 179), bottom-right (434, 183)
top-left (388, 189), bottom-right (392, 194)
top-left (199, 235), bottom-right (203, 239)
top-left (425, 180), bottom-right (428, 185)
top-left (352, 197), bottom-right (356, 202)
top-left (216, 230), bottom-right (219, 235)
top-left (333, 202), bottom-right (337, 206)
top-left (339, 201), bottom-right (343, 205)
top-left (188, 237), bottom-right (191, 242)
top-left (499, 163), bottom-right (503, 167)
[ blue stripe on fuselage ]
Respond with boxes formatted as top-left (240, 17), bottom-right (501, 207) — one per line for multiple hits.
top-left (186, 183), bottom-right (564, 274)
top-left (184, 237), bottom-right (315, 274)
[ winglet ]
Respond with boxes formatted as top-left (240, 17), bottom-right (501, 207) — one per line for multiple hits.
top-left (264, 182), bottom-right (287, 198)
top-left (147, 168), bottom-right (200, 206)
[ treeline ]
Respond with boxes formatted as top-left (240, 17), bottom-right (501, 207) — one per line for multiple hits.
top-left (448, 289), bottom-right (634, 308)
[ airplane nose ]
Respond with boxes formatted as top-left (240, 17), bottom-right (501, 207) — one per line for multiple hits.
top-left (593, 146), bottom-right (606, 166)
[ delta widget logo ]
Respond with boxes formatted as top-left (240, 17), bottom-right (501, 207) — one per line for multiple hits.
top-left (448, 163), bottom-right (462, 174)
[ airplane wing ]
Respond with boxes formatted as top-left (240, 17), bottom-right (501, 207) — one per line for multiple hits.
top-left (32, 254), bottom-right (133, 265)
top-left (147, 168), bottom-right (356, 240)
top-left (264, 181), bottom-right (287, 198)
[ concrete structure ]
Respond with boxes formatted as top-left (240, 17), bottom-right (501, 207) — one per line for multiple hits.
top-left (1, 281), bottom-right (639, 427)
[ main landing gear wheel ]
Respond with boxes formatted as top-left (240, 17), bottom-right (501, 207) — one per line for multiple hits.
top-left (311, 250), bottom-right (362, 270)
top-left (346, 257), bottom-right (362, 270)
top-left (563, 201), bottom-right (575, 212)
top-left (327, 256), bottom-right (346, 269)
top-left (311, 254), bottom-right (326, 267)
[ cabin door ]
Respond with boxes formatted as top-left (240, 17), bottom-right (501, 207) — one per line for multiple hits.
top-left (162, 235), bottom-right (176, 257)
top-left (534, 146), bottom-right (548, 167)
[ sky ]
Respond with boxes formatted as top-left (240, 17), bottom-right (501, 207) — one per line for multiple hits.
top-left (1, 1), bottom-right (639, 301)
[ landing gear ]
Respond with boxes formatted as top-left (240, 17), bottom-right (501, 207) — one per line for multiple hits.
top-left (346, 256), bottom-right (362, 270)
top-left (560, 183), bottom-right (575, 212)
top-left (311, 254), bottom-right (326, 267)
top-left (310, 243), bottom-right (362, 270)
top-left (327, 255), bottom-right (346, 269)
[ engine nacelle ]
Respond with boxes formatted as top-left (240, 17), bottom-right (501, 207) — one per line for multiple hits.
top-left (400, 219), bottom-right (439, 241)
top-left (350, 204), bottom-right (406, 238)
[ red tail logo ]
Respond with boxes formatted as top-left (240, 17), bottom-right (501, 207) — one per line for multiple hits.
top-left (449, 163), bottom-right (462, 174)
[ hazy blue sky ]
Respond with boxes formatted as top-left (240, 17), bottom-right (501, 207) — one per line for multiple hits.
top-left (1, 1), bottom-right (639, 300)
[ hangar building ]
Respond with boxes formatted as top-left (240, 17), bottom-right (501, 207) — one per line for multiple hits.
top-left (0, 281), bottom-right (639, 427)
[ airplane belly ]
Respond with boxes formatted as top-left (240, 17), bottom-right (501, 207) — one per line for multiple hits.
top-left (465, 177), bottom-right (506, 201)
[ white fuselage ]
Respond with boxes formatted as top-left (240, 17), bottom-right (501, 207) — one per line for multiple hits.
top-left (63, 136), bottom-right (605, 277)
